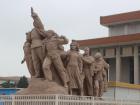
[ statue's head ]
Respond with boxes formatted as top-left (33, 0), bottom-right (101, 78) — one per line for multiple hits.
top-left (94, 52), bottom-right (102, 59)
top-left (45, 30), bottom-right (57, 38)
top-left (84, 47), bottom-right (90, 55)
top-left (70, 40), bottom-right (79, 51)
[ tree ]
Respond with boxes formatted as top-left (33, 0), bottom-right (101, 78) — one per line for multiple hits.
top-left (17, 76), bottom-right (29, 88)
top-left (1, 80), bottom-right (15, 88)
top-left (1, 81), bottom-right (10, 88)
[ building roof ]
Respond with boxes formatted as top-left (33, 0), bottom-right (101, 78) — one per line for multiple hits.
top-left (77, 33), bottom-right (140, 47)
top-left (100, 10), bottom-right (140, 26)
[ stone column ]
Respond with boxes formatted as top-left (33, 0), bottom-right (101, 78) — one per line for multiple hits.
top-left (90, 48), bottom-right (94, 56)
top-left (99, 48), bottom-right (104, 56)
top-left (116, 47), bottom-right (121, 81)
top-left (134, 45), bottom-right (139, 84)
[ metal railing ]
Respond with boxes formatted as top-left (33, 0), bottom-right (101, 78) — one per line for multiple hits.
top-left (0, 94), bottom-right (139, 105)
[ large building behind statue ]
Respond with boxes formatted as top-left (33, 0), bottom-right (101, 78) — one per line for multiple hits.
top-left (78, 10), bottom-right (140, 100)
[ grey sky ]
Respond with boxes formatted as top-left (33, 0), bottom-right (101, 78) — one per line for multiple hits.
top-left (0, 0), bottom-right (140, 77)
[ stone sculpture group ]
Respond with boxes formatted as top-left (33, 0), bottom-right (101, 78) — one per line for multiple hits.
top-left (20, 8), bottom-right (109, 97)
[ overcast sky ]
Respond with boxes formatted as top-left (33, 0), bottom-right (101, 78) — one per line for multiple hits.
top-left (0, 0), bottom-right (140, 77)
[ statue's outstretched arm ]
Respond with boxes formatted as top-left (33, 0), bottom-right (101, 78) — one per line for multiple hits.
top-left (57, 35), bottom-right (69, 45)
top-left (82, 56), bottom-right (94, 64)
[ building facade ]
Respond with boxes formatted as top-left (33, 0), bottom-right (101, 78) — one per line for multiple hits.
top-left (78, 10), bottom-right (140, 100)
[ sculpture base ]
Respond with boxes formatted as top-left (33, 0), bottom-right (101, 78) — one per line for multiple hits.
top-left (16, 78), bottom-right (68, 95)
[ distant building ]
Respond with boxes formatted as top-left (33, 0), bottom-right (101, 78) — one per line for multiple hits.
top-left (78, 10), bottom-right (140, 100)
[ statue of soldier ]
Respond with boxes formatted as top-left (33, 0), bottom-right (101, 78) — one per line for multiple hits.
top-left (93, 52), bottom-right (105, 97)
top-left (66, 40), bottom-right (83, 95)
top-left (82, 47), bottom-right (94, 96)
top-left (102, 58), bottom-right (109, 92)
top-left (28, 7), bottom-right (46, 78)
top-left (42, 30), bottom-right (69, 88)
top-left (21, 32), bottom-right (35, 78)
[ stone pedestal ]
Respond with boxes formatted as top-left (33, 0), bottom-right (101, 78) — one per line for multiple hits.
top-left (16, 78), bottom-right (68, 95)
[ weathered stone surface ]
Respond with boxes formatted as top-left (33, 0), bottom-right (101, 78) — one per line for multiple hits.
top-left (16, 78), bottom-right (68, 95)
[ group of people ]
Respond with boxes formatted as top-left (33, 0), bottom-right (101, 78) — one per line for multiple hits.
top-left (82, 48), bottom-right (109, 97)
top-left (21, 8), bottom-right (109, 97)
